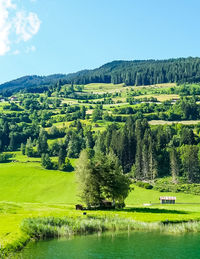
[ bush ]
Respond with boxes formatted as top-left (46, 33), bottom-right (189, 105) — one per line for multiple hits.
top-left (41, 153), bottom-right (53, 170)
top-left (135, 181), bottom-right (153, 189)
top-left (59, 158), bottom-right (74, 172)
top-left (154, 177), bottom-right (200, 195)
top-left (0, 153), bottom-right (13, 163)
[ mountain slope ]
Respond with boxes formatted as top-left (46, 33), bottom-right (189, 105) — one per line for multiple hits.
top-left (1, 57), bottom-right (200, 95)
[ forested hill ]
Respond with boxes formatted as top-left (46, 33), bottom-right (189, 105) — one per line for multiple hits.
top-left (0, 74), bottom-right (67, 93)
top-left (70, 58), bottom-right (200, 85)
top-left (1, 57), bottom-right (200, 95)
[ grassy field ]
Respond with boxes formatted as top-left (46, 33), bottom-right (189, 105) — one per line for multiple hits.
top-left (0, 162), bottom-right (77, 204)
top-left (135, 94), bottom-right (179, 102)
top-left (84, 83), bottom-right (125, 94)
top-left (2, 160), bottom-right (200, 253)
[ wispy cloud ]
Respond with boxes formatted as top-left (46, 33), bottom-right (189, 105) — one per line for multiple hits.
top-left (0, 0), bottom-right (15, 55)
top-left (25, 45), bottom-right (36, 53)
top-left (0, 0), bottom-right (41, 56)
top-left (12, 49), bottom-right (20, 55)
top-left (15, 11), bottom-right (41, 42)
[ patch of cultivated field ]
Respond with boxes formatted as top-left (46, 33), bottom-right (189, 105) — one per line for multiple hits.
top-left (135, 94), bottom-right (179, 102)
top-left (84, 83), bottom-right (125, 93)
top-left (149, 120), bottom-right (200, 125)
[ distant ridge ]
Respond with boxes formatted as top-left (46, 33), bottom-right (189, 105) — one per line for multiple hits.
top-left (1, 57), bottom-right (200, 95)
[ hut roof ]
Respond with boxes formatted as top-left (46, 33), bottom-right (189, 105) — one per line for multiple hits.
top-left (159, 196), bottom-right (176, 200)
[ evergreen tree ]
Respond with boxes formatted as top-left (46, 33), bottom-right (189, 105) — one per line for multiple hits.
top-left (180, 145), bottom-right (200, 183)
top-left (58, 145), bottom-right (67, 167)
top-left (41, 153), bottom-right (53, 170)
top-left (142, 131), bottom-right (149, 179)
top-left (37, 129), bottom-right (48, 155)
top-left (97, 152), bottom-right (131, 206)
top-left (9, 133), bottom-right (15, 151)
top-left (170, 147), bottom-right (180, 183)
top-left (92, 105), bottom-right (103, 122)
top-left (25, 138), bottom-right (34, 157)
top-left (21, 143), bottom-right (26, 155)
top-left (80, 106), bottom-right (86, 119)
top-left (148, 135), bottom-right (158, 180)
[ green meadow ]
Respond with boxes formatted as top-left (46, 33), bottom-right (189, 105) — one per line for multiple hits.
top-left (1, 159), bottom-right (200, 253)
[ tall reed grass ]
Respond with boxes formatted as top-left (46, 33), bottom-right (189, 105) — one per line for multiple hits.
top-left (20, 216), bottom-right (200, 241)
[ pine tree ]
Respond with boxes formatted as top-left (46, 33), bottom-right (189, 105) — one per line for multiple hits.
top-left (148, 135), bottom-right (157, 180)
top-left (170, 148), bottom-right (180, 183)
top-left (9, 133), bottom-right (15, 151)
top-left (180, 145), bottom-right (200, 183)
top-left (41, 153), bottom-right (53, 170)
top-left (37, 129), bottom-right (48, 155)
top-left (135, 136), bottom-right (143, 179)
top-left (21, 143), bottom-right (26, 155)
top-left (81, 106), bottom-right (86, 119)
top-left (58, 145), bottom-right (66, 167)
top-left (25, 138), bottom-right (34, 157)
top-left (142, 131), bottom-right (149, 179)
top-left (135, 120), bottom-right (143, 179)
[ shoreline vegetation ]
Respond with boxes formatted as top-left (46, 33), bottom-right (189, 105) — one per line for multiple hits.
top-left (3, 215), bottom-right (200, 258)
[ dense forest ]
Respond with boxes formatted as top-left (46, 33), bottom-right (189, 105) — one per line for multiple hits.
top-left (1, 110), bottom-right (200, 185)
top-left (2, 57), bottom-right (200, 96)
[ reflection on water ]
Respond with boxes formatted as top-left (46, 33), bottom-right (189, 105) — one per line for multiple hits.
top-left (18, 231), bottom-right (200, 259)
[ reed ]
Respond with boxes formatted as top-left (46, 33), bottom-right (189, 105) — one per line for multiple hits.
top-left (20, 216), bottom-right (200, 241)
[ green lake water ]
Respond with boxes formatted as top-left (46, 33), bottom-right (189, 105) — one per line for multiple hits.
top-left (18, 231), bottom-right (200, 259)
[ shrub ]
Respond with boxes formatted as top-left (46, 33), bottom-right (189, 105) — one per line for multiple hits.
top-left (0, 153), bottom-right (13, 163)
top-left (136, 181), bottom-right (153, 189)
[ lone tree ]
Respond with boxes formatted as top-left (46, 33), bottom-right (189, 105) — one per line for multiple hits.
top-left (76, 150), bottom-right (131, 208)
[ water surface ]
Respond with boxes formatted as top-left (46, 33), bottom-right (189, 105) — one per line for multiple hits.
top-left (18, 231), bottom-right (200, 259)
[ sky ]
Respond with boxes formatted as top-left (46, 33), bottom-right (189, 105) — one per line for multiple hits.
top-left (1, 0), bottom-right (200, 83)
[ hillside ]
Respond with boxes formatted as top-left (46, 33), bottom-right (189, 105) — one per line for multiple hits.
top-left (1, 57), bottom-right (200, 95)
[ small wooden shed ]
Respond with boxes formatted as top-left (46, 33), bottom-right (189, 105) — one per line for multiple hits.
top-left (75, 204), bottom-right (83, 210)
top-left (159, 196), bottom-right (176, 204)
top-left (99, 200), bottom-right (115, 209)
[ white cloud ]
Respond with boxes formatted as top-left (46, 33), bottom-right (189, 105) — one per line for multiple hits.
top-left (0, 0), bottom-right (41, 56)
top-left (12, 49), bottom-right (20, 55)
top-left (15, 11), bottom-right (41, 42)
top-left (25, 45), bottom-right (36, 53)
top-left (0, 0), bottom-right (15, 55)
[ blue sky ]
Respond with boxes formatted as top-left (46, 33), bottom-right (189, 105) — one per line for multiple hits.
top-left (1, 0), bottom-right (200, 83)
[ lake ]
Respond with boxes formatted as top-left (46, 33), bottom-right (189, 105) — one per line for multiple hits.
top-left (18, 231), bottom-right (200, 259)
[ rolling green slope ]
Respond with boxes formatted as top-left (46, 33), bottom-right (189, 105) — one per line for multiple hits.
top-left (0, 162), bottom-right (78, 204)
top-left (1, 161), bottom-right (200, 206)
